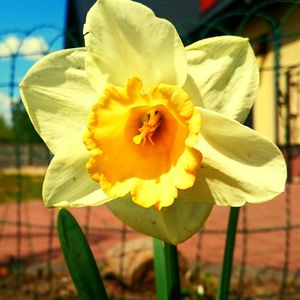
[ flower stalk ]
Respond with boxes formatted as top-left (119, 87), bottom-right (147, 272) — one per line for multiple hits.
top-left (153, 239), bottom-right (181, 300)
top-left (216, 207), bottom-right (240, 300)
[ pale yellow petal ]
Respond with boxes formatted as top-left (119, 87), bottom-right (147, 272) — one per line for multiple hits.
top-left (107, 197), bottom-right (213, 244)
top-left (185, 36), bottom-right (258, 122)
top-left (84, 0), bottom-right (187, 92)
top-left (20, 48), bottom-right (97, 154)
top-left (43, 139), bottom-right (110, 208)
top-left (189, 107), bottom-right (287, 206)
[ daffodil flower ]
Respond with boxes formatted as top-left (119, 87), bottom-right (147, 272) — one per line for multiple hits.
top-left (20, 0), bottom-right (286, 244)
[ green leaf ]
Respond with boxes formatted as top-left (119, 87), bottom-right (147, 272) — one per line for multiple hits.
top-left (57, 208), bottom-right (108, 300)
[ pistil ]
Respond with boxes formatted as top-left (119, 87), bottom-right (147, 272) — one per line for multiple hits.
top-left (133, 109), bottom-right (162, 145)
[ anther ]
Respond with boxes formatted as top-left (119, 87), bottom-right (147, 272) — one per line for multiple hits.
top-left (133, 109), bottom-right (162, 145)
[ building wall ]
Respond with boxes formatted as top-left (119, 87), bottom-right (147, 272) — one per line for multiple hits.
top-left (242, 7), bottom-right (300, 148)
top-left (255, 38), bottom-right (300, 145)
top-left (254, 52), bottom-right (277, 142)
top-left (247, 6), bottom-right (300, 181)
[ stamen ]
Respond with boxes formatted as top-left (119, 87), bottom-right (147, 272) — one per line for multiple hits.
top-left (133, 109), bottom-right (162, 145)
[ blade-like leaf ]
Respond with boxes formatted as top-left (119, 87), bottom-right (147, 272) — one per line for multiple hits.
top-left (57, 208), bottom-right (108, 300)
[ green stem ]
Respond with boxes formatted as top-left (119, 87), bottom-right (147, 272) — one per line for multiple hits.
top-left (153, 239), bottom-right (181, 300)
top-left (216, 207), bottom-right (240, 300)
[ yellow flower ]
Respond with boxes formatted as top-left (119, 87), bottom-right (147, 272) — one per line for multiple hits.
top-left (20, 0), bottom-right (286, 244)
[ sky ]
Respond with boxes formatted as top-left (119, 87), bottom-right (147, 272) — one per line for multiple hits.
top-left (0, 0), bottom-right (68, 125)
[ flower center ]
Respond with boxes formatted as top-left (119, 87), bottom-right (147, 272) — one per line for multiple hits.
top-left (133, 109), bottom-right (162, 145)
top-left (83, 77), bottom-right (202, 210)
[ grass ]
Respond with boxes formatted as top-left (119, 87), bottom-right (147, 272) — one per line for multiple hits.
top-left (0, 172), bottom-right (44, 203)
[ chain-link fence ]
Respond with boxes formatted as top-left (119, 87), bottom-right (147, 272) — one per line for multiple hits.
top-left (1, 1), bottom-right (300, 299)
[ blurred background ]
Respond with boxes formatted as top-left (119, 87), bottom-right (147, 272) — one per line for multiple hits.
top-left (1, 0), bottom-right (300, 299)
